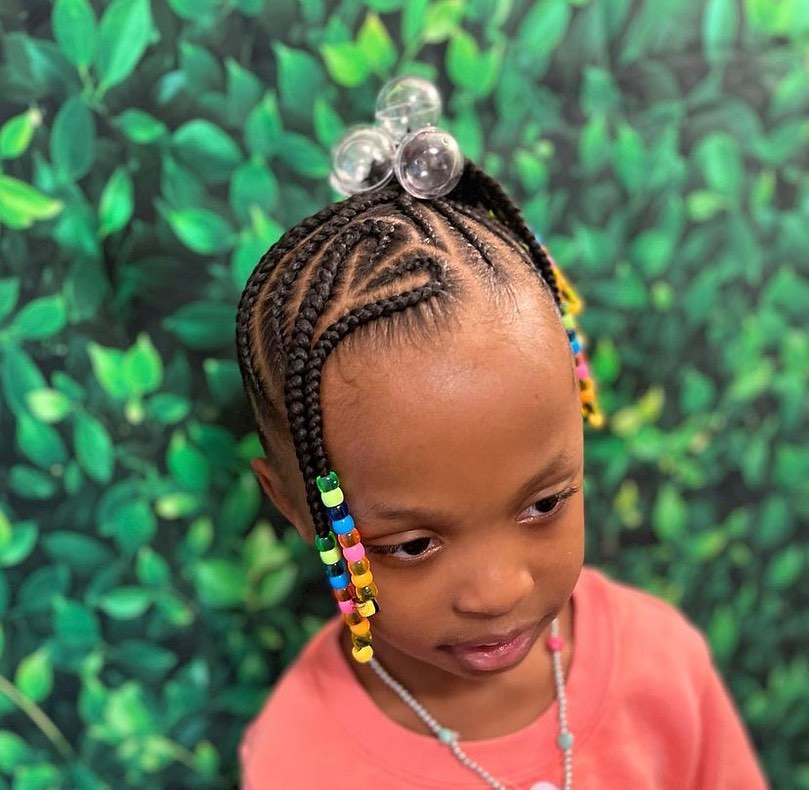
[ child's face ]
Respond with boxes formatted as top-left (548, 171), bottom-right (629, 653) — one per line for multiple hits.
top-left (320, 284), bottom-right (584, 682)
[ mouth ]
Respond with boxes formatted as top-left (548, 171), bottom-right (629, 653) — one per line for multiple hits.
top-left (440, 624), bottom-right (540, 673)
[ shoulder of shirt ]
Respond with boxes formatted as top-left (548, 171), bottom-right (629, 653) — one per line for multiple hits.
top-left (580, 565), bottom-right (714, 672)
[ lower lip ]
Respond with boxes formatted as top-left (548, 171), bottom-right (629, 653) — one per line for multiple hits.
top-left (444, 627), bottom-right (537, 673)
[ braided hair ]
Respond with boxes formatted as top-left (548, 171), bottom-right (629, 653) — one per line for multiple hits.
top-left (236, 161), bottom-right (568, 540)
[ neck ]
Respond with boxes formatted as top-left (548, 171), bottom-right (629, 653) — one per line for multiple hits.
top-left (341, 598), bottom-right (575, 740)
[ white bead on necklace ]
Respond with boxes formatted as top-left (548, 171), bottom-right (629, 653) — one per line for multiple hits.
top-left (368, 618), bottom-right (573, 790)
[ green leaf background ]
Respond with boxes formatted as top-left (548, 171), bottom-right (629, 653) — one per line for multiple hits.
top-left (0, 0), bottom-right (807, 786)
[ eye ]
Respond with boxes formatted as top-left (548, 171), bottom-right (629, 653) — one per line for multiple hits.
top-left (366, 536), bottom-right (438, 562)
top-left (519, 486), bottom-right (578, 522)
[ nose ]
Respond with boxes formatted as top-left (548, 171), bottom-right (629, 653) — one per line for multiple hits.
top-left (451, 537), bottom-right (535, 618)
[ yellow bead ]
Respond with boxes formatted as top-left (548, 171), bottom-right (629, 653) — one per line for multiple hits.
top-left (356, 600), bottom-right (377, 618)
top-left (319, 547), bottom-right (342, 565)
top-left (347, 616), bottom-right (370, 637)
top-left (348, 558), bottom-right (370, 576)
top-left (351, 571), bottom-right (373, 588)
top-left (562, 314), bottom-right (576, 331)
top-left (321, 487), bottom-right (344, 508)
top-left (344, 610), bottom-right (363, 627)
top-left (352, 632), bottom-right (372, 648)
top-left (356, 583), bottom-right (378, 601)
top-left (352, 645), bottom-right (373, 663)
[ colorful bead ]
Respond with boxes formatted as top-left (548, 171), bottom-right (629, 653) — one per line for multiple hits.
top-left (352, 632), bottom-right (373, 648)
top-left (331, 515), bottom-right (355, 535)
top-left (571, 338), bottom-right (582, 354)
top-left (333, 586), bottom-right (354, 602)
top-left (356, 599), bottom-right (377, 617)
top-left (325, 560), bottom-right (346, 577)
top-left (547, 636), bottom-right (564, 652)
top-left (351, 570), bottom-right (374, 589)
top-left (337, 599), bottom-right (355, 614)
top-left (338, 528), bottom-right (361, 547)
top-left (562, 313), bottom-right (576, 331)
top-left (316, 471), bottom-right (340, 493)
top-left (321, 487), bottom-right (344, 508)
top-left (355, 583), bottom-right (378, 601)
top-left (557, 732), bottom-right (574, 750)
top-left (319, 547), bottom-right (342, 565)
top-left (342, 543), bottom-right (366, 563)
top-left (329, 502), bottom-right (350, 520)
top-left (352, 645), bottom-right (374, 663)
top-left (327, 572), bottom-right (349, 589)
top-left (348, 557), bottom-right (370, 576)
top-left (346, 616), bottom-right (370, 637)
top-left (576, 361), bottom-right (590, 380)
top-left (314, 533), bottom-right (336, 552)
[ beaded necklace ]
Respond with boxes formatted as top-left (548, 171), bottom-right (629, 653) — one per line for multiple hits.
top-left (367, 618), bottom-right (573, 790)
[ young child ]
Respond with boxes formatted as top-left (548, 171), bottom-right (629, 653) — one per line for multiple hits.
top-left (235, 78), bottom-right (767, 789)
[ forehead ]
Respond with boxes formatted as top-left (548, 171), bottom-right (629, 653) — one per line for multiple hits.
top-left (320, 288), bottom-right (581, 508)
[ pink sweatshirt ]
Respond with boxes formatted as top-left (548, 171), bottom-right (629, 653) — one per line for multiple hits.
top-left (240, 567), bottom-right (768, 789)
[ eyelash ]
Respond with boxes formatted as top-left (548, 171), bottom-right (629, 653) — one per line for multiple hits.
top-left (366, 486), bottom-right (579, 562)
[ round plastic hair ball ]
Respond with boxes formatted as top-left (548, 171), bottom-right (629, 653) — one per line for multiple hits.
top-left (394, 127), bottom-right (464, 200)
top-left (329, 125), bottom-right (394, 196)
top-left (375, 76), bottom-right (442, 142)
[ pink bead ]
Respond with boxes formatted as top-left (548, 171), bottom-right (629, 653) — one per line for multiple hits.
top-left (576, 362), bottom-right (589, 381)
top-left (342, 542), bottom-right (365, 563)
top-left (547, 636), bottom-right (564, 652)
top-left (337, 599), bottom-right (355, 614)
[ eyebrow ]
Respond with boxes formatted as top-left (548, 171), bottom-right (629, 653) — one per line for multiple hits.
top-left (359, 449), bottom-right (580, 528)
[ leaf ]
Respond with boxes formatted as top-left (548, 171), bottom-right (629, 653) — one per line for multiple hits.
top-left (52, 0), bottom-right (98, 68)
top-left (245, 94), bottom-right (283, 157)
top-left (103, 681), bottom-right (154, 738)
top-left (88, 342), bottom-right (128, 400)
top-left (357, 13), bottom-right (397, 75)
top-left (15, 650), bottom-right (53, 703)
top-left (613, 123), bottom-right (646, 192)
top-left (116, 109), bottom-right (167, 144)
top-left (766, 548), bottom-right (804, 591)
top-left (277, 133), bottom-right (329, 179)
top-left (0, 521), bottom-right (38, 568)
top-left (653, 484), bottom-right (688, 542)
top-left (695, 132), bottom-right (743, 195)
top-left (0, 731), bottom-right (34, 772)
top-left (194, 558), bottom-right (247, 608)
top-left (9, 295), bottom-right (67, 340)
top-left (98, 587), bottom-right (153, 619)
top-left (0, 278), bottom-right (20, 322)
top-left (320, 42), bottom-right (370, 88)
top-left (422, 0), bottom-right (465, 43)
top-left (50, 94), bottom-right (96, 179)
top-left (274, 43), bottom-right (323, 119)
top-left (98, 167), bottom-right (134, 238)
top-left (122, 333), bottom-right (163, 396)
top-left (163, 301), bottom-right (235, 350)
top-left (446, 30), bottom-right (502, 98)
top-left (145, 393), bottom-right (191, 424)
top-left (204, 358), bottom-right (244, 407)
top-left (225, 59), bottom-right (264, 124)
top-left (8, 466), bottom-right (57, 500)
top-left (229, 160), bottom-right (278, 225)
top-left (16, 414), bottom-right (68, 468)
top-left (74, 412), bottom-right (115, 483)
top-left (0, 109), bottom-right (40, 160)
top-left (42, 531), bottom-right (112, 574)
top-left (136, 547), bottom-right (170, 586)
top-left (53, 597), bottom-right (101, 648)
top-left (703, 0), bottom-right (738, 64)
top-left (0, 175), bottom-right (63, 230)
top-left (518, 0), bottom-right (571, 57)
top-left (172, 120), bottom-right (243, 185)
top-left (25, 389), bottom-right (72, 423)
top-left (96, 0), bottom-right (153, 92)
top-left (100, 497), bottom-right (156, 553)
top-left (165, 208), bottom-right (237, 255)
top-left (167, 431), bottom-right (211, 491)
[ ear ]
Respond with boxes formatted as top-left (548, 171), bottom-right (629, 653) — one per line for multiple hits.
top-left (251, 457), bottom-right (312, 543)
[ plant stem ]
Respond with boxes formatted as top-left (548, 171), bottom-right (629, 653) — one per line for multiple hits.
top-left (0, 673), bottom-right (75, 761)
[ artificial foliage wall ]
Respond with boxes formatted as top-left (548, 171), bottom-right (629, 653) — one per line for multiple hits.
top-left (0, 0), bottom-right (807, 787)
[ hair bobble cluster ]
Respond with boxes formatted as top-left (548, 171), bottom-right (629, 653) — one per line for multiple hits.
top-left (329, 76), bottom-right (465, 200)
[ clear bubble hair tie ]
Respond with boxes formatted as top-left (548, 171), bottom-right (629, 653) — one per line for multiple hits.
top-left (330, 76), bottom-right (465, 200)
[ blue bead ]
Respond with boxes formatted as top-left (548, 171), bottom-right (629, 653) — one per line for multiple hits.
top-left (331, 515), bottom-right (355, 535)
top-left (327, 571), bottom-right (350, 589)
top-left (571, 339), bottom-right (581, 354)
top-left (329, 502), bottom-right (350, 520)
top-left (325, 560), bottom-right (346, 577)
top-left (557, 732), bottom-right (574, 750)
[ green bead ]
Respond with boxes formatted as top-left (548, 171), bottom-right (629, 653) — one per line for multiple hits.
top-left (562, 313), bottom-right (576, 331)
top-left (316, 471), bottom-right (340, 493)
top-left (437, 728), bottom-right (456, 744)
top-left (557, 732), bottom-right (574, 750)
top-left (321, 487), bottom-right (344, 508)
top-left (319, 547), bottom-right (342, 565)
top-left (314, 533), bottom-right (335, 552)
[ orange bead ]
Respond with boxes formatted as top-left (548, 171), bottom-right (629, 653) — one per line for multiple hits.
top-left (351, 571), bottom-right (373, 589)
top-left (348, 558), bottom-right (370, 576)
top-left (347, 616), bottom-right (370, 637)
top-left (338, 529), bottom-right (361, 548)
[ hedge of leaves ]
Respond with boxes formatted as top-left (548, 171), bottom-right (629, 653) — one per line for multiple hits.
top-left (0, 0), bottom-right (807, 786)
